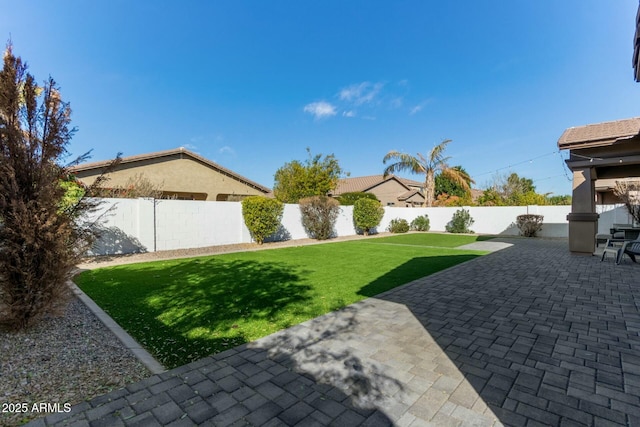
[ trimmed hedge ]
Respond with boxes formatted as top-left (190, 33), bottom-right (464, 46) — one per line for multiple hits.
top-left (241, 196), bottom-right (284, 244)
top-left (336, 192), bottom-right (378, 206)
top-left (353, 198), bottom-right (384, 236)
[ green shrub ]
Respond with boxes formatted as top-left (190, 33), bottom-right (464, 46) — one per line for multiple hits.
top-left (336, 192), bottom-right (378, 205)
top-left (516, 214), bottom-right (543, 237)
top-left (241, 196), bottom-right (284, 244)
top-left (299, 195), bottom-right (340, 240)
top-left (387, 218), bottom-right (410, 233)
top-left (410, 215), bottom-right (430, 231)
top-left (353, 198), bottom-right (384, 235)
top-left (446, 209), bottom-right (474, 234)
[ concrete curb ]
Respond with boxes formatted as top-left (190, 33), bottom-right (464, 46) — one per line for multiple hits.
top-left (68, 280), bottom-right (166, 375)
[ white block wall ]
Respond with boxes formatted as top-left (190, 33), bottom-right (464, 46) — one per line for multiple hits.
top-left (84, 198), bottom-right (627, 255)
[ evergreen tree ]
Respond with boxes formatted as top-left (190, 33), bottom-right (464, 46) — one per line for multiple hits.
top-left (0, 45), bottom-right (116, 329)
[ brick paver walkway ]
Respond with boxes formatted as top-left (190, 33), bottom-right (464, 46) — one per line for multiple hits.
top-left (28, 238), bottom-right (640, 426)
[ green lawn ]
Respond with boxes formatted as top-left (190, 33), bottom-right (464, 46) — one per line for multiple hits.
top-left (76, 233), bottom-right (490, 368)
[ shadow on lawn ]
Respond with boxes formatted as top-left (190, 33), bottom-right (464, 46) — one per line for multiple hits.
top-left (358, 253), bottom-right (483, 298)
top-left (80, 258), bottom-right (313, 369)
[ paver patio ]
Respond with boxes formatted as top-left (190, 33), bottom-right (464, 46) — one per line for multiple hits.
top-left (28, 238), bottom-right (640, 426)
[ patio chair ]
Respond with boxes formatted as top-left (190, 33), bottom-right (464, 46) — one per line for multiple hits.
top-left (619, 239), bottom-right (640, 264)
top-left (601, 238), bottom-right (625, 263)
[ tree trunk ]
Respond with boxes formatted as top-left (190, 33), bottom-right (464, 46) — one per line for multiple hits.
top-left (424, 170), bottom-right (435, 207)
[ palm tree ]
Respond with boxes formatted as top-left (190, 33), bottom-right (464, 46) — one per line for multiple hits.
top-left (382, 139), bottom-right (473, 207)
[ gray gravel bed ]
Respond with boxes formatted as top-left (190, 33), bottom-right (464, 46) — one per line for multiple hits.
top-left (0, 298), bottom-right (150, 426)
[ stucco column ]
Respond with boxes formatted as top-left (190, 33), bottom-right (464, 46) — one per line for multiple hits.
top-left (567, 167), bottom-right (598, 254)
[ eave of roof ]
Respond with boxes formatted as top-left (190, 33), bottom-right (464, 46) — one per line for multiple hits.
top-left (69, 147), bottom-right (271, 193)
top-left (397, 189), bottom-right (424, 201)
top-left (557, 117), bottom-right (640, 150)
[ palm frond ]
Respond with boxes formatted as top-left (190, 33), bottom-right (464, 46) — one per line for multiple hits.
top-left (428, 139), bottom-right (452, 168)
top-left (441, 167), bottom-right (473, 190)
top-left (382, 151), bottom-right (423, 177)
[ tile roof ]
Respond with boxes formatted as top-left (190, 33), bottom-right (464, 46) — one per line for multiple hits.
top-left (70, 147), bottom-right (271, 193)
top-left (332, 174), bottom-right (423, 195)
top-left (558, 117), bottom-right (640, 150)
top-left (397, 189), bottom-right (424, 201)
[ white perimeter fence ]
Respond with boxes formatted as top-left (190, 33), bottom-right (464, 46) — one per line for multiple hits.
top-left (86, 198), bottom-right (633, 255)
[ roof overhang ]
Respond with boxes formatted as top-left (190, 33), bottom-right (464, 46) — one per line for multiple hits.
top-left (565, 154), bottom-right (640, 170)
top-left (558, 135), bottom-right (637, 151)
top-left (397, 189), bottom-right (424, 201)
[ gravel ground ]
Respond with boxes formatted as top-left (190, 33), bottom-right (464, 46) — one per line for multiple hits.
top-left (0, 298), bottom-right (149, 426)
top-left (1, 234), bottom-right (389, 426)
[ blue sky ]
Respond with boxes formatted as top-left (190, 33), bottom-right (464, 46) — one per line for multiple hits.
top-left (2, 1), bottom-right (639, 196)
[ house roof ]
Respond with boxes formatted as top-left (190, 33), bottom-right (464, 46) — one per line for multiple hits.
top-left (70, 147), bottom-right (271, 193)
top-left (332, 174), bottom-right (423, 195)
top-left (397, 189), bottom-right (424, 201)
top-left (557, 117), bottom-right (640, 150)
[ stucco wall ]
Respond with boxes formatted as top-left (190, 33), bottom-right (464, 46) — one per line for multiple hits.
top-left (85, 199), bottom-right (614, 256)
top-left (75, 155), bottom-right (266, 201)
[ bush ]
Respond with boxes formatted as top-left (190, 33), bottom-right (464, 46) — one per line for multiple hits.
top-left (387, 218), bottom-right (410, 233)
top-left (446, 209), bottom-right (474, 233)
top-left (353, 198), bottom-right (384, 235)
top-left (299, 196), bottom-right (340, 240)
top-left (516, 214), bottom-right (543, 237)
top-left (241, 196), bottom-right (284, 244)
top-left (336, 192), bottom-right (378, 206)
top-left (0, 47), bottom-right (117, 330)
top-left (410, 215), bottom-right (430, 231)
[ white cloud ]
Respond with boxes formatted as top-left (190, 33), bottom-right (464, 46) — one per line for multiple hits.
top-left (410, 100), bottom-right (432, 115)
top-left (339, 82), bottom-right (384, 105)
top-left (343, 110), bottom-right (356, 118)
top-left (183, 143), bottom-right (199, 151)
top-left (410, 104), bottom-right (424, 115)
top-left (303, 101), bottom-right (337, 119)
top-left (219, 145), bottom-right (235, 155)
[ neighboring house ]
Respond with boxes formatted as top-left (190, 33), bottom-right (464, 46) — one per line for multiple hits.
top-left (70, 147), bottom-right (271, 201)
top-left (469, 188), bottom-right (485, 204)
top-left (558, 116), bottom-right (640, 253)
top-left (330, 174), bottom-right (426, 207)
